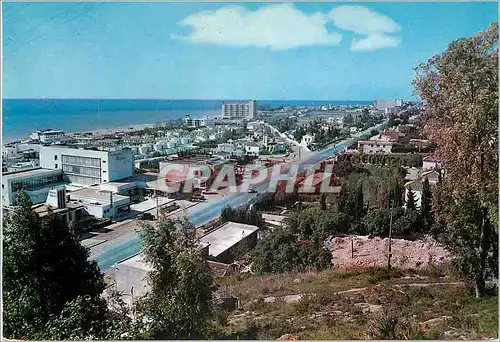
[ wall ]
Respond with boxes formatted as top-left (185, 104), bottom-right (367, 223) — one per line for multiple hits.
top-left (358, 142), bottom-right (393, 154)
top-left (216, 231), bottom-right (258, 264)
top-left (423, 161), bottom-right (440, 170)
top-left (106, 149), bottom-right (134, 182)
top-left (2, 169), bottom-right (64, 206)
top-left (39, 146), bottom-right (133, 185)
top-left (114, 264), bottom-right (150, 299)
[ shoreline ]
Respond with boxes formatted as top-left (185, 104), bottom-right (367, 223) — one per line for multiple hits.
top-left (4, 120), bottom-right (178, 145)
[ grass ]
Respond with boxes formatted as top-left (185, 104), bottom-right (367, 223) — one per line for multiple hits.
top-left (214, 267), bottom-right (498, 340)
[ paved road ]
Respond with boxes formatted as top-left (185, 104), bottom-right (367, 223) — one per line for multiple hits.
top-left (90, 121), bottom-right (387, 272)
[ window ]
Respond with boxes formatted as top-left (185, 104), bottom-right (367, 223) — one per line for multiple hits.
top-left (54, 155), bottom-right (58, 160)
top-left (55, 164), bottom-right (58, 168)
top-left (102, 170), bottom-right (106, 173)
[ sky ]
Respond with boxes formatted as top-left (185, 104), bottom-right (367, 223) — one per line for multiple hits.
top-left (2, 2), bottom-right (497, 101)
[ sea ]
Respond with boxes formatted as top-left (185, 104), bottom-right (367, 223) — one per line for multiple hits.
top-left (2, 99), bottom-right (373, 142)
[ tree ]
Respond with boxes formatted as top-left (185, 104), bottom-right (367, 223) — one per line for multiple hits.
top-left (137, 219), bottom-right (215, 339)
top-left (405, 187), bottom-right (417, 210)
top-left (319, 193), bottom-right (327, 211)
top-left (251, 228), bottom-right (331, 273)
top-left (220, 205), bottom-right (264, 227)
top-left (343, 113), bottom-right (354, 128)
top-left (420, 177), bottom-right (433, 232)
top-left (361, 209), bottom-right (391, 237)
top-left (3, 192), bottom-right (108, 340)
top-left (413, 23), bottom-right (498, 298)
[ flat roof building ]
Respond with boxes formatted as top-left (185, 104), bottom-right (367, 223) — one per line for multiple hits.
top-left (357, 140), bottom-right (394, 154)
top-left (30, 129), bottom-right (65, 143)
top-left (2, 168), bottom-right (66, 206)
top-left (68, 186), bottom-right (131, 219)
top-left (114, 241), bottom-right (210, 304)
top-left (222, 100), bottom-right (257, 120)
top-left (39, 146), bottom-right (133, 186)
top-left (200, 221), bottom-right (259, 263)
top-left (375, 99), bottom-right (403, 111)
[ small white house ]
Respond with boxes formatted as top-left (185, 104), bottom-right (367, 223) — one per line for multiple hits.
top-left (404, 170), bottom-right (440, 208)
top-left (301, 134), bottom-right (315, 146)
top-left (245, 144), bottom-right (262, 156)
top-left (423, 155), bottom-right (441, 169)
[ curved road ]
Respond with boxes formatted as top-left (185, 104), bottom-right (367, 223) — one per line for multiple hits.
top-left (91, 121), bottom-right (387, 272)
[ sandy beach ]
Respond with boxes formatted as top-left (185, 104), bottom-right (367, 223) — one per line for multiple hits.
top-left (71, 122), bottom-right (166, 137)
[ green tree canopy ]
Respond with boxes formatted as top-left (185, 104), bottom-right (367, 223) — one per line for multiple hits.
top-left (413, 23), bottom-right (498, 297)
top-left (3, 192), bottom-right (108, 340)
top-left (136, 219), bottom-right (215, 339)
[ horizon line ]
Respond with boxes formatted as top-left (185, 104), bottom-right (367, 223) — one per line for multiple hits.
top-left (2, 97), bottom-right (389, 102)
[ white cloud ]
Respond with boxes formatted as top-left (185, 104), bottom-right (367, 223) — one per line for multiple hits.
top-left (351, 34), bottom-right (401, 51)
top-left (330, 5), bottom-right (401, 51)
top-left (174, 4), bottom-right (342, 51)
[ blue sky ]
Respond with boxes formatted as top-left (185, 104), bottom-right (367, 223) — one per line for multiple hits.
top-left (3, 2), bottom-right (497, 100)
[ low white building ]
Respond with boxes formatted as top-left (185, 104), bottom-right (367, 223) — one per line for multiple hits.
top-left (68, 186), bottom-right (131, 218)
top-left (375, 99), bottom-right (403, 111)
top-left (39, 146), bottom-right (133, 186)
top-left (2, 168), bottom-right (66, 206)
top-left (217, 143), bottom-right (236, 154)
top-left (200, 221), bottom-right (259, 264)
top-left (301, 134), bottom-right (315, 146)
top-left (422, 155), bottom-right (441, 170)
top-left (184, 115), bottom-right (216, 128)
top-left (404, 170), bottom-right (440, 208)
top-left (5, 160), bottom-right (40, 172)
top-left (30, 129), bottom-right (65, 143)
top-left (357, 140), bottom-right (393, 154)
top-left (114, 242), bottom-right (210, 305)
top-left (245, 143), bottom-right (263, 156)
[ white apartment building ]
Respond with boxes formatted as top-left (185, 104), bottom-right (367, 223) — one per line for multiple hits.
top-left (39, 146), bottom-right (134, 186)
top-left (30, 129), bottom-right (65, 143)
top-left (357, 140), bottom-right (394, 154)
top-left (375, 99), bottom-right (403, 111)
top-left (222, 100), bottom-right (257, 120)
top-left (184, 115), bottom-right (216, 128)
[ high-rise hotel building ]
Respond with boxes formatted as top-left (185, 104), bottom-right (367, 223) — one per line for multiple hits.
top-left (221, 100), bottom-right (257, 120)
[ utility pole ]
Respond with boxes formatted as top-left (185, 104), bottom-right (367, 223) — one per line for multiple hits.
top-left (388, 201), bottom-right (394, 270)
top-left (155, 189), bottom-right (159, 220)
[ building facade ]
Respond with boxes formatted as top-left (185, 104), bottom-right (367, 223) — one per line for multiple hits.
top-left (375, 99), bottom-right (404, 111)
top-left (222, 100), bottom-right (257, 120)
top-left (39, 146), bottom-right (133, 186)
top-left (30, 129), bottom-right (66, 143)
top-left (2, 168), bottom-right (66, 206)
top-left (184, 115), bottom-right (216, 128)
top-left (357, 140), bottom-right (394, 154)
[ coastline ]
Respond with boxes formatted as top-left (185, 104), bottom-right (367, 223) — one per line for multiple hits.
top-left (4, 122), bottom-right (166, 144)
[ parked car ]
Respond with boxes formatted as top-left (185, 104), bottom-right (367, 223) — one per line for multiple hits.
top-left (248, 188), bottom-right (257, 193)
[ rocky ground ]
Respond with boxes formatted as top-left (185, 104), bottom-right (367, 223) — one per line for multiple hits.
top-left (213, 268), bottom-right (498, 340)
top-left (328, 235), bottom-right (451, 270)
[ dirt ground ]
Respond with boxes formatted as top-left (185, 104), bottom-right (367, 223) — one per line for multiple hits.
top-left (329, 235), bottom-right (451, 270)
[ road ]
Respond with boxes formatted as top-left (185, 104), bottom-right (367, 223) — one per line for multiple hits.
top-left (260, 120), bottom-right (310, 152)
top-left (90, 121), bottom-right (387, 272)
